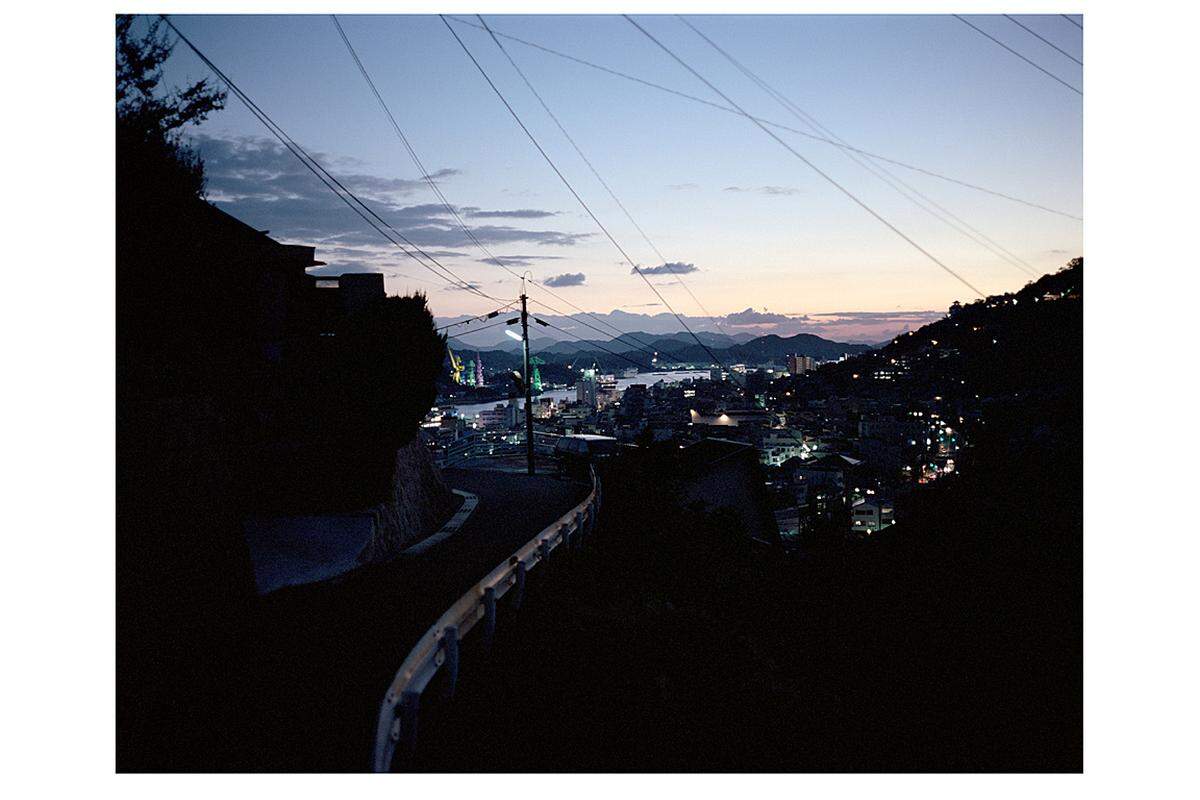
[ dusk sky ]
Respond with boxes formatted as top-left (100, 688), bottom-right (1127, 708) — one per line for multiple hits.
top-left (159, 14), bottom-right (1082, 342)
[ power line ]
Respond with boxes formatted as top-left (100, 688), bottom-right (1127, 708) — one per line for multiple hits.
top-left (532, 317), bottom-right (661, 372)
top-left (954, 15), bottom-right (1082, 95)
top-left (624, 15), bottom-right (986, 300)
top-left (1061, 14), bottom-right (1083, 30)
top-left (469, 13), bottom-right (727, 368)
top-left (441, 14), bottom-right (728, 370)
top-left (442, 15), bottom-right (1081, 222)
top-left (332, 15), bottom-right (692, 366)
top-left (678, 16), bottom-right (1039, 280)
top-left (443, 9), bottom-right (831, 456)
top-left (1003, 14), bottom-right (1082, 66)
top-left (473, 15), bottom-right (736, 340)
top-left (465, 14), bottom-right (719, 366)
top-left (331, 15), bottom-right (522, 289)
top-left (525, 299), bottom-right (668, 362)
top-left (160, 15), bottom-right (504, 306)
top-left (435, 301), bottom-right (519, 332)
top-left (443, 317), bottom-right (513, 340)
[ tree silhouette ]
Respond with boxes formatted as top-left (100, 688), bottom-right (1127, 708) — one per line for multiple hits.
top-left (335, 293), bottom-right (448, 452)
top-left (276, 293), bottom-right (449, 508)
top-left (116, 14), bottom-right (225, 200)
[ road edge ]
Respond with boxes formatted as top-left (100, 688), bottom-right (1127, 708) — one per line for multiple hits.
top-left (400, 489), bottom-right (479, 557)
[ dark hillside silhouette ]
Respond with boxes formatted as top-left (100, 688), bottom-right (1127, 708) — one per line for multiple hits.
top-left (115, 15), bottom-right (449, 770)
top-left (412, 264), bottom-right (1082, 772)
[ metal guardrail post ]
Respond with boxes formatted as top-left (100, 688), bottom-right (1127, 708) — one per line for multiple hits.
top-left (441, 626), bottom-right (459, 701)
top-left (396, 690), bottom-right (420, 765)
top-left (371, 468), bottom-right (600, 771)
top-left (556, 523), bottom-right (568, 561)
top-left (511, 560), bottom-right (527, 611)
top-left (481, 586), bottom-right (497, 651)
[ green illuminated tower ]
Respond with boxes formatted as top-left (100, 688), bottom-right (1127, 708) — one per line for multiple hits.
top-left (529, 356), bottom-right (545, 394)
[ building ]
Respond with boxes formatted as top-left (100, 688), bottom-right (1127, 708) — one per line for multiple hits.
top-left (689, 408), bottom-right (772, 428)
top-left (577, 366), bottom-right (599, 409)
top-left (478, 400), bottom-right (519, 429)
top-left (314, 271), bottom-right (385, 317)
top-left (745, 369), bottom-right (768, 404)
top-left (790, 453), bottom-right (864, 502)
top-left (531, 397), bottom-right (558, 420)
top-left (850, 497), bottom-right (895, 535)
top-left (787, 354), bottom-right (816, 375)
top-left (759, 428), bottom-right (810, 467)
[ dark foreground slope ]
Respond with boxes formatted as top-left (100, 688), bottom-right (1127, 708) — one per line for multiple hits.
top-left (415, 435), bottom-right (1080, 771)
top-left (413, 276), bottom-right (1082, 772)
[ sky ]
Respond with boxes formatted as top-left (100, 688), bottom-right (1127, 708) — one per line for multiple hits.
top-left (155, 13), bottom-right (1083, 343)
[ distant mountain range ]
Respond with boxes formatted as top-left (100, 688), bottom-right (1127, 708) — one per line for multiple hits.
top-left (448, 327), bottom-right (757, 354)
top-left (445, 329), bottom-right (872, 369)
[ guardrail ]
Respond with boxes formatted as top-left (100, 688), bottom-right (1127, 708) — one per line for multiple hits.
top-left (371, 468), bottom-right (601, 772)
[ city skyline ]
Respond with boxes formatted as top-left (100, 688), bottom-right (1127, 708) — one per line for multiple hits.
top-left (157, 13), bottom-right (1082, 340)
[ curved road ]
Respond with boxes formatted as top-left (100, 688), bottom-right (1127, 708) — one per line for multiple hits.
top-left (191, 468), bottom-right (589, 771)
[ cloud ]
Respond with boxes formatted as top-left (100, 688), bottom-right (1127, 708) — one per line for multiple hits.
top-left (543, 272), bottom-right (587, 287)
top-left (195, 134), bottom-right (588, 250)
top-left (637, 261), bottom-right (699, 275)
top-left (422, 168), bottom-right (458, 182)
top-left (444, 281), bottom-right (484, 292)
top-left (666, 182), bottom-right (699, 191)
top-left (464, 208), bottom-right (559, 219)
top-left (478, 254), bottom-right (565, 268)
top-left (807, 310), bottom-right (943, 324)
top-left (723, 185), bottom-right (800, 196)
top-left (724, 307), bottom-right (796, 326)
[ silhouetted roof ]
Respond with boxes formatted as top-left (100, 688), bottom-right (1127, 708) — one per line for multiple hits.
top-left (681, 437), bottom-right (756, 467)
top-left (198, 200), bottom-right (325, 269)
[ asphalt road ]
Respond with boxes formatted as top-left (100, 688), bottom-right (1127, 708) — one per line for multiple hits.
top-left (187, 468), bottom-right (589, 771)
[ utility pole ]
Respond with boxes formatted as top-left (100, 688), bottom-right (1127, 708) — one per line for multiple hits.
top-left (520, 287), bottom-right (535, 476)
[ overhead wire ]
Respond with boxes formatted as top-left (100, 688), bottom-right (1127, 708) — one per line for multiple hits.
top-left (532, 317), bottom-right (661, 372)
top-left (332, 14), bottom-right (693, 366)
top-left (160, 15), bottom-right (505, 306)
top-left (441, 14), bottom-right (729, 370)
top-left (435, 300), bottom-right (520, 332)
top-left (1003, 14), bottom-right (1082, 66)
top-left (678, 16), bottom-right (1040, 280)
top-left (473, 14), bottom-right (736, 340)
top-left (623, 15), bottom-right (987, 300)
top-left (442, 14), bottom-right (1081, 222)
top-left (953, 15), bottom-right (1082, 95)
top-left (443, 317), bottom-right (513, 339)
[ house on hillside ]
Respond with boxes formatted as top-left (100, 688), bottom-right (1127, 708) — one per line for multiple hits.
top-left (118, 196), bottom-right (390, 605)
top-left (784, 453), bottom-right (864, 504)
top-left (850, 497), bottom-right (895, 535)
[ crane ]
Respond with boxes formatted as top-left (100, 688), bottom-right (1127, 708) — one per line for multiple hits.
top-left (447, 346), bottom-right (464, 385)
top-left (529, 355), bottom-right (545, 394)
